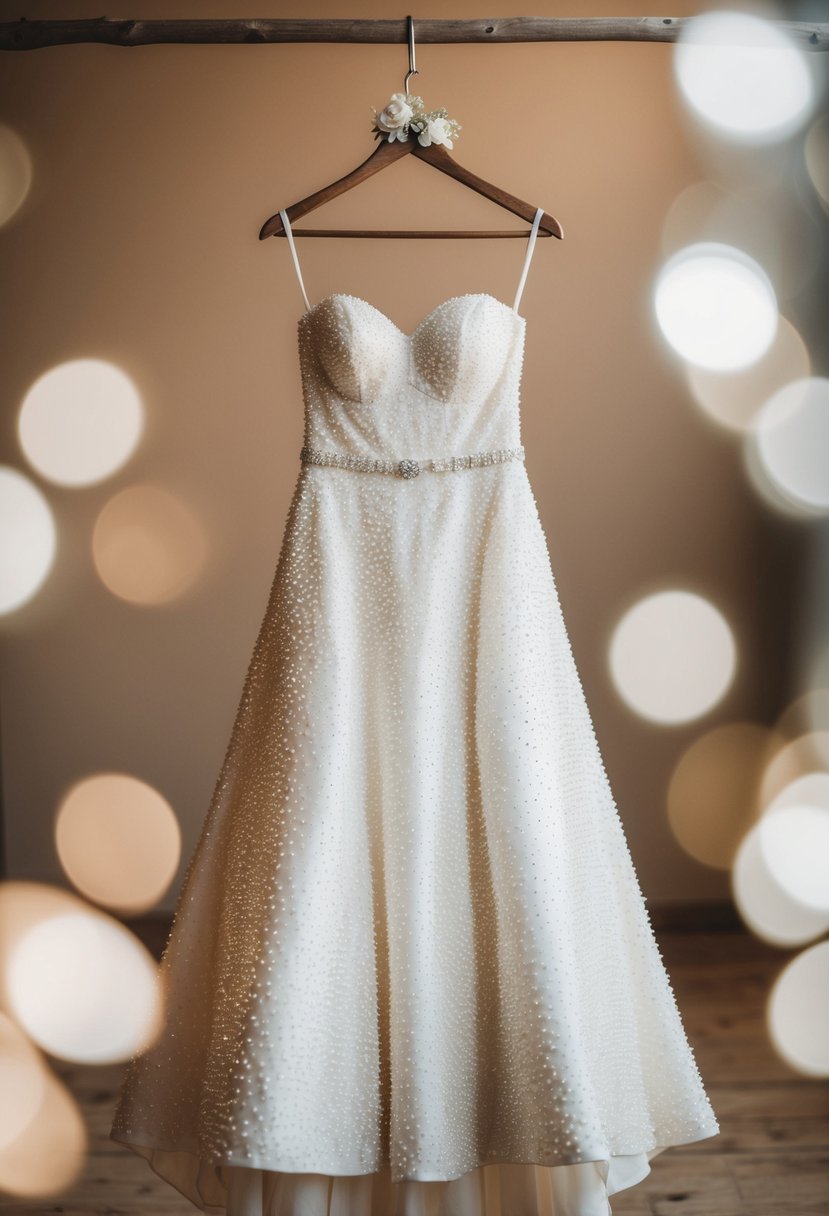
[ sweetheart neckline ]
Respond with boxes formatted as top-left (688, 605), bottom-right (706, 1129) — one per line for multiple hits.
top-left (298, 291), bottom-right (526, 338)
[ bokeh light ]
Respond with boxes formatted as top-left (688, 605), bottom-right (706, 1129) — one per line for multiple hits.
top-left (685, 314), bottom-right (809, 433)
top-left (0, 882), bottom-right (163, 1065)
top-left (0, 466), bottom-right (57, 614)
top-left (92, 483), bottom-right (208, 605)
top-left (768, 939), bottom-right (829, 1077)
top-left (18, 358), bottom-right (144, 487)
top-left (0, 1012), bottom-right (46, 1152)
top-left (660, 179), bottom-right (729, 257)
top-left (609, 589), bottom-right (737, 724)
top-left (748, 377), bottom-right (829, 515)
top-left (758, 804), bottom-right (829, 915)
top-left (675, 11), bottom-right (816, 143)
top-left (653, 243), bottom-right (778, 371)
top-left (776, 689), bottom-right (829, 754)
top-left (664, 180), bottom-right (822, 304)
top-left (667, 722), bottom-right (781, 868)
top-left (732, 819), bottom-right (829, 947)
top-left (0, 1049), bottom-right (86, 1198)
top-left (698, 185), bottom-right (822, 303)
top-left (764, 771), bottom-right (829, 819)
top-left (758, 731), bottom-right (829, 808)
top-left (55, 772), bottom-right (181, 913)
top-left (804, 112), bottom-right (829, 208)
top-left (0, 123), bottom-right (32, 227)
top-left (807, 648), bottom-right (829, 710)
top-left (7, 912), bottom-right (163, 1064)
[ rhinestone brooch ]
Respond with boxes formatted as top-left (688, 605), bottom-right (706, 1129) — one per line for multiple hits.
top-left (398, 459), bottom-right (420, 479)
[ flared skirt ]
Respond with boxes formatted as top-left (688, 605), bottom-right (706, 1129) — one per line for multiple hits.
top-left (110, 461), bottom-right (719, 1213)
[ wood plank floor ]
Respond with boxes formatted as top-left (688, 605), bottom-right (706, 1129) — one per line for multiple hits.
top-left (1, 926), bottom-right (827, 1215)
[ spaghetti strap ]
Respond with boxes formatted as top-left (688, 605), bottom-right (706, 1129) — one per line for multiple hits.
top-left (512, 207), bottom-right (544, 314)
top-left (279, 210), bottom-right (312, 312)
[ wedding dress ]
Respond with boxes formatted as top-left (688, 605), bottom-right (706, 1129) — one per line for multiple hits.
top-left (110, 207), bottom-right (719, 1215)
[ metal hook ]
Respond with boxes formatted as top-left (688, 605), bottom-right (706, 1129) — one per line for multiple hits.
top-left (403, 15), bottom-right (418, 96)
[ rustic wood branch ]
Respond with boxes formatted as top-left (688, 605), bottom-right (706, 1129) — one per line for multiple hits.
top-left (1, 16), bottom-right (827, 52)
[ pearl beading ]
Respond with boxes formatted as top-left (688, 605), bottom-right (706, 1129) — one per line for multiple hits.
top-left (109, 272), bottom-right (722, 1202)
top-left (300, 444), bottom-right (525, 479)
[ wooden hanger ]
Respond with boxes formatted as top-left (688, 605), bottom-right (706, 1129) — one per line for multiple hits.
top-left (259, 17), bottom-right (563, 242)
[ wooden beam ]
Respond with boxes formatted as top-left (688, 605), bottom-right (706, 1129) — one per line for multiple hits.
top-left (1, 15), bottom-right (827, 52)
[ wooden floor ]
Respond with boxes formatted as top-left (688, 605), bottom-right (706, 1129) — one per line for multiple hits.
top-left (2, 925), bottom-right (827, 1215)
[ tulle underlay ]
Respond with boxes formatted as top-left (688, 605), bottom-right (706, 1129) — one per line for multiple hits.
top-left (117, 1138), bottom-right (664, 1216)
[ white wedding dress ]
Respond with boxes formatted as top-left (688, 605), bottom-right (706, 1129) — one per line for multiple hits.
top-left (110, 208), bottom-right (719, 1215)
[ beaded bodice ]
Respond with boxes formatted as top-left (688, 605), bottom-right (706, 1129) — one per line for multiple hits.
top-left (278, 206), bottom-right (545, 466)
top-left (297, 291), bottom-right (527, 462)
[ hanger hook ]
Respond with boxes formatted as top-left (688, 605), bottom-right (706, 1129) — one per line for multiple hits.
top-left (403, 15), bottom-right (418, 96)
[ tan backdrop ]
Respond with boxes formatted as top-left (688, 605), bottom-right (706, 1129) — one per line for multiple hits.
top-left (4, 0), bottom-right (790, 911)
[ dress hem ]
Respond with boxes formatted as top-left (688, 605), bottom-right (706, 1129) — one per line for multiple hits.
top-left (109, 1121), bottom-right (720, 1213)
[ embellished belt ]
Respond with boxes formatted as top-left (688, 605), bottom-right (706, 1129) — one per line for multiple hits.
top-left (300, 444), bottom-right (524, 479)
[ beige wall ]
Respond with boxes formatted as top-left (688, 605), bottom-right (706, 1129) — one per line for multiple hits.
top-left (3, 0), bottom-right (787, 911)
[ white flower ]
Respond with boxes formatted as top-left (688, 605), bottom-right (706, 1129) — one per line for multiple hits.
top-left (371, 93), bottom-right (460, 148)
top-left (416, 116), bottom-right (454, 149)
top-left (375, 92), bottom-right (414, 140)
